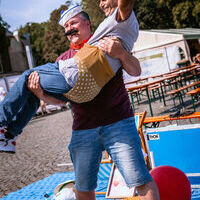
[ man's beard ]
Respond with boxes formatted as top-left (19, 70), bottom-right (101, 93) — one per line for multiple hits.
top-left (65, 29), bottom-right (78, 36)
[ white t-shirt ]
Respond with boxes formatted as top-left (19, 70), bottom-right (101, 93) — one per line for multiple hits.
top-left (88, 8), bottom-right (139, 73)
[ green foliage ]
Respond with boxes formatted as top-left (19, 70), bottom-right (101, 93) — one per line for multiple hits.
top-left (81, 0), bottom-right (105, 32)
top-left (157, 0), bottom-right (184, 10)
top-left (0, 15), bottom-right (10, 54)
top-left (43, 3), bottom-right (70, 62)
top-left (192, 1), bottom-right (200, 27)
top-left (134, 0), bottom-right (174, 29)
top-left (172, 1), bottom-right (196, 28)
top-left (19, 22), bottom-right (48, 65)
top-left (133, 0), bottom-right (200, 29)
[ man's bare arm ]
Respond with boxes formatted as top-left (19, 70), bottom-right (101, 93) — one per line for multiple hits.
top-left (117, 0), bottom-right (134, 21)
top-left (98, 37), bottom-right (141, 76)
top-left (27, 71), bottom-right (67, 106)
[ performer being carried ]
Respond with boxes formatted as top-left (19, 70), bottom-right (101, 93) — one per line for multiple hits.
top-left (0, 1), bottom-right (140, 153)
top-left (58, 1), bottom-right (139, 103)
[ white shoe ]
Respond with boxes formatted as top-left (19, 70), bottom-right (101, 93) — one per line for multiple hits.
top-left (0, 127), bottom-right (16, 153)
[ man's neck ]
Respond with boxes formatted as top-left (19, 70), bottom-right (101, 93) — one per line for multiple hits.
top-left (70, 34), bottom-right (93, 50)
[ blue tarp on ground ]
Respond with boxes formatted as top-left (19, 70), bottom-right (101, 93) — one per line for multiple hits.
top-left (1, 171), bottom-right (200, 200)
top-left (0, 172), bottom-right (109, 200)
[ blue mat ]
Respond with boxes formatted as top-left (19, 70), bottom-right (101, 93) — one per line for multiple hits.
top-left (1, 163), bottom-right (200, 199)
top-left (0, 171), bottom-right (109, 200)
top-left (2, 172), bottom-right (200, 200)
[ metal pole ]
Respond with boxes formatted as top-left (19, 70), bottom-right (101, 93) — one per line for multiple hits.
top-left (146, 87), bottom-right (153, 116)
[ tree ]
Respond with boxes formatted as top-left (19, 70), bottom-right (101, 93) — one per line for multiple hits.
top-left (43, 3), bottom-right (70, 62)
top-left (80, 0), bottom-right (174, 30)
top-left (133, 0), bottom-right (175, 29)
top-left (157, 0), bottom-right (200, 28)
top-left (172, 1), bottom-right (196, 28)
top-left (19, 22), bottom-right (48, 65)
top-left (157, 0), bottom-right (184, 10)
top-left (193, 1), bottom-right (200, 27)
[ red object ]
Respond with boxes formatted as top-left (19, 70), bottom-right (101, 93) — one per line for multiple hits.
top-left (70, 35), bottom-right (93, 50)
top-left (0, 129), bottom-right (6, 133)
top-left (150, 166), bottom-right (191, 200)
top-left (12, 141), bottom-right (16, 146)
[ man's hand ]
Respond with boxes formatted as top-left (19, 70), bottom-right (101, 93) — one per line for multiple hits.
top-left (27, 71), bottom-right (44, 98)
top-left (98, 37), bottom-right (123, 59)
top-left (27, 71), bottom-right (67, 106)
top-left (98, 37), bottom-right (141, 76)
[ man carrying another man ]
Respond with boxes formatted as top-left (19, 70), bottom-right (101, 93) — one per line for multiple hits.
top-left (29, 0), bottom-right (160, 200)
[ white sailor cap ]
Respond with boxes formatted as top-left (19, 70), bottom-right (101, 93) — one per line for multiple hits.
top-left (58, 5), bottom-right (83, 27)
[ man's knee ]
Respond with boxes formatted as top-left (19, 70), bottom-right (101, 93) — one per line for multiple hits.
top-left (75, 189), bottom-right (96, 200)
top-left (136, 180), bottom-right (160, 200)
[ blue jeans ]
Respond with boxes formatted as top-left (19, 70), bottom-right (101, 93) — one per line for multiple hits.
top-left (69, 117), bottom-right (152, 191)
top-left (0, 62), bottom-right (71, 136)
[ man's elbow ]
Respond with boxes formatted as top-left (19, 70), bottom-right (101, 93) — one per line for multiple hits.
top-left (126, 66), bottom-right (141, 77)
top-left (132, 60), bottom-right (141, 76)
top-left (134, 68), bottom-right (141, 76)
top-left (135, 63), bottom-right (141, 76)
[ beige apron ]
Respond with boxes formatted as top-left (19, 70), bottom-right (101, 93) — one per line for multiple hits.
top-left (64, 44), bottom-right (114, 103)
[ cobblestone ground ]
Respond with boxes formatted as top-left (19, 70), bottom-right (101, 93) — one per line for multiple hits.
top-left (0, 93), bottom-right (199, 198)
top-left (0, 110), bottom-right (74, 198)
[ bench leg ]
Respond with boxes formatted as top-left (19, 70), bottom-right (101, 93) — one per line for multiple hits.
top-left (172, 94), bottom-right (177, 107)
top-left (178, 92), bottom-right (185, 108)
top-left (191, 95), bottom-right (196, 112)
top-left (136, 91), bottom-right (140, 105)
top-left (157, 88), bottom-right (162, 102)
top-left (130, 93), bottom-right (135, 113)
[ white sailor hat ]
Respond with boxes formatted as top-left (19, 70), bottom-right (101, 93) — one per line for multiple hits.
top-left (53, 180), bottom-right (75, 200)
top-left (58, 5), bottom-right (83, 27)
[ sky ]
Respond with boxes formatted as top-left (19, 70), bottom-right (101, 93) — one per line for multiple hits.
top-left (0, 0), bottom-right (81, 31)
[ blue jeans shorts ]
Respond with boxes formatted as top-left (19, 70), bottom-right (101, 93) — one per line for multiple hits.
top-left (68, 117), bottom-right (152, 192)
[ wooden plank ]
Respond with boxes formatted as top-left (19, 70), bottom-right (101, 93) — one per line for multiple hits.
top-left (167, 80), bottom-right (200, 95)
top-left (187, 87), bottom-right (200, 95)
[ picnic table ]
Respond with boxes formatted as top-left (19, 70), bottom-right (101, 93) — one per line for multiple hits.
top-left (127, 76), bottom-right (175, 116)
top-left (126, 65), bottom-right (200, 116)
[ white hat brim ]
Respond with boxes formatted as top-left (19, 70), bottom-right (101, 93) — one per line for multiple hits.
top-left (54, 180), bottom-right (75, 195)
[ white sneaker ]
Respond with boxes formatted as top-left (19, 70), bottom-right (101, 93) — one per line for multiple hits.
top-left (0, 127), bottom-right (16, 153)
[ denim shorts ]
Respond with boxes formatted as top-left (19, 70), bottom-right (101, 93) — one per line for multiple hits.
top-left (68, 117), bottom-right (152, 191)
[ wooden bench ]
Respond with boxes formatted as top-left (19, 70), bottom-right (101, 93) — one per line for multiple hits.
top-left (169, 74), bottom-right (195, 88)
top-left (186, 87), bottom-right (200, 111)
top-left (187, 87), bottom-right (200, 95)
top-left (148, 84), bottom-right (162, 102)
top-left (128, 88), bottom-right (146, 112)
top-left (167, 80), bottom-right (200, 106)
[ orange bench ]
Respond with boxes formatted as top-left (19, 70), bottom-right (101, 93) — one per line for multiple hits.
top-left (144, 112), bottom-right (200, 127)
top-left (167, 80), bottom-right (200, 106)
top-left (187, 87), bottom-right (200, 111)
